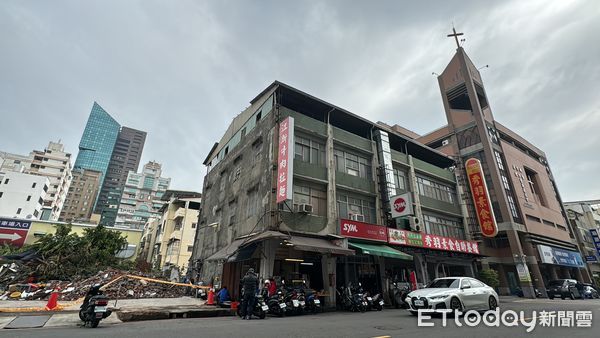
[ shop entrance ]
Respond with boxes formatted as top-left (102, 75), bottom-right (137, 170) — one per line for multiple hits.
top-left (336, 254), bottom-right (381, 294)
top-left (273, 252), bottom-right (324, 291)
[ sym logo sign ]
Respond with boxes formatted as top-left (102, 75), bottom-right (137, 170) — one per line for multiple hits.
top-left (340, 219), bottom-right (387, 242)
top-left (394, 198), bottom-right (406, 213)
top-left (390, 192), bottom-right (413, 218)
top-left (342, 223), bottom-right (358, 233)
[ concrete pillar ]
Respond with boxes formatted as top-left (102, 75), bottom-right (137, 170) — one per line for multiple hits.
top-left (506, 230), bottom-right (535, 298)
top-left (322, 255), bottom-right (337, 309)
top-left (467, 263), bottom-right (476, 278)
top-left (413, 254), bottom-right (427, 285)
top-left (575, 268), bottom-right (585, 282)
top-left (520, 240), bottom-right (546, 297)
top-left (259, 240), bottom-right (277, 280)
top-left (550, 266), bottom-right (559, 279)
top-left (496, 264), bottom-right (511, 296)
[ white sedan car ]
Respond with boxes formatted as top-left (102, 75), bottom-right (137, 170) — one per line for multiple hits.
top-left (405, 277), bottom-right (498, 315)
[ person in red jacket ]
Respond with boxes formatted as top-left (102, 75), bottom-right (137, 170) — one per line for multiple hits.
top-left (267, 278), bottom-right (277, 297)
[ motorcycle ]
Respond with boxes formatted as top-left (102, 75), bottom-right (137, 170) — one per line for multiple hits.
top-left (391, 282), bottom-right (410, 309)
top-left (79, 284), bottom-right (112, 328)
top-left (304, 286), bottom-right (322, 314)
top-left (236, 291), bottom-right (267, 319)
top-left (336, 284), bottom-right (366, 312)
top-left (370, 292), bottom-right (384, 311)
top-left (262, 288), bottom-right (286, 317)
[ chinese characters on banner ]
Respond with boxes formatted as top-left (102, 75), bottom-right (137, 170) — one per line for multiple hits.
top-left (0, 218), bottom-right (31, 248)
top-left (276, 117), bottom-right (294, 203)
top-left (388, 228), bottom-right (480, 255)
top-left (465, 158), bottom-right (498, 237)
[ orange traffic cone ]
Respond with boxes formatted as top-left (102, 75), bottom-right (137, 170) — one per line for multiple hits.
top-left (206, 288), bottom-right (215, 306)
top-left (45, 287), bottom-right (60, 310)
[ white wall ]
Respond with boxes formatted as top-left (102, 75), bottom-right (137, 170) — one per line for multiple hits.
top-left (0, 172), bottom-right (49, 219)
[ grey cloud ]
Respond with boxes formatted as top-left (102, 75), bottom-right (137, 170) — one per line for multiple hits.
top-left (0, 0), bottom-right (598, 200)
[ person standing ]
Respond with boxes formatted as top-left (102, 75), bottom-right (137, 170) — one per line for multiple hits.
top-left (240, 268), bottom-right (259, 319)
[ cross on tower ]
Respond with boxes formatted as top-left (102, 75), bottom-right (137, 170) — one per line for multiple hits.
top-left (447, 26), bottom-right (464, 48)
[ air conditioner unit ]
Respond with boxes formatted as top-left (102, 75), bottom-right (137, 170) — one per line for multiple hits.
top-left (298, 203), bottom-right (313, 214)
top-left (442, 139), bottom-right (450, 146)
top-left (350, 214), bottom-right (365, 222)
top-left (409, 216), bottom-right (420, 232)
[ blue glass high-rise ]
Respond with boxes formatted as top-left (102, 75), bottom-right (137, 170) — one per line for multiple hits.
top-left (74, 102), bottom-right (120, 188)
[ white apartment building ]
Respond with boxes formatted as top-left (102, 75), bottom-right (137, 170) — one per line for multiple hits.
top-left (0, 171), bottom-right (49, 219)
top-left (28, 142), bottom-right (73, 220)
top-left (0, 152), bottom-right (32, 173)
top-left (115, 161), bottom-right (170, 229)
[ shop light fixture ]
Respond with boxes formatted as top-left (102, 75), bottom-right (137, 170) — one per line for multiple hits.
top-left (300, 262), bottom-right (314, 266)
top-left (284, 258), bottom-right (304, 262)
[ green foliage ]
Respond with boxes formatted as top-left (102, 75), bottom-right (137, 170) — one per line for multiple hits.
top-left (26, 223), bottom-right (129, 281)
top-left (479, 268), bottom-right (500, 288)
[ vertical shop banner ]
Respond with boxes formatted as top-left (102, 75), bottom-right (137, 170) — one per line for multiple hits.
top-left (465, 158), bottom-right (498, 237)
top-left (276, 117), bottom-right (294, 203)
top-left (589, 229), bottom-right (600, 257)
top-left (388, 228), bottom-right (480, 255)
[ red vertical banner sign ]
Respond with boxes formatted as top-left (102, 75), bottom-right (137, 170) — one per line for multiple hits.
top-left (276, 117), bottom-right (294, 203)
top-left (465, 158), bottom-right (498, 237)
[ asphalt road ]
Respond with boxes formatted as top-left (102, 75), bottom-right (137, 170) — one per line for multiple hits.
top-left (4, 298), bottom-right (600, 338)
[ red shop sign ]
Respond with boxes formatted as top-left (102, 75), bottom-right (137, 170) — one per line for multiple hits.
top-left (340, 219), bottom-right (388, 242)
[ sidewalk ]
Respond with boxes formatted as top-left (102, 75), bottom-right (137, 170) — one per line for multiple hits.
top-left (0, 297), bottom-right (230, 329)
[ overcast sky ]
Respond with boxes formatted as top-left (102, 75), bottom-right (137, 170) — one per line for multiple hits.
top-left (1, 0), bottom-right (598, 201)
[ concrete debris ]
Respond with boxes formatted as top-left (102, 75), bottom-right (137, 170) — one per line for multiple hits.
top-left (0, 268), bottom-right (190, 301)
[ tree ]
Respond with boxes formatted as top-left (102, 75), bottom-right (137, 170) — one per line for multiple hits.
top-left (15, 223), bottom-right (129, 281)
top-left (479, 268), bottom-right (500, 289)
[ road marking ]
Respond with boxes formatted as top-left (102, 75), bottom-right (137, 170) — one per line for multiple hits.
top-left (372, 336), bottom-right (391, 338)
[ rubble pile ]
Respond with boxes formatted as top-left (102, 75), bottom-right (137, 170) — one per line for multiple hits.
top-left (0, 268), bottom-right (190, 301)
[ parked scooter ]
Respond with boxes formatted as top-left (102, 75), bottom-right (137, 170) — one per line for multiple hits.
top-left (262, 287), bottom-right (286, 317)
top-left (337, 283), bottom-right (366, 312)
top-left (303, 281), bottom-right (322, 314)
top-left (236, 290), bottom-right (267, 319)
top-left (369, 291), bottom-right (384, 311)
top-left (79, 284), bottom-right (112, 328)
top-left (391, 282), bottom-right (410, 308)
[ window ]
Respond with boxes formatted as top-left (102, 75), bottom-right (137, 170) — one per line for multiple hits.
top-left (337, 192), bottom-right (376, 223)
top-left (26, 195), bottom-right (31, 201)
top-left (494, 150), bottom-right (504, 170)
top-left (256, 111), bottom-right (262, 122)
top-left (240, 127), bottom-right (247, 138)
top-left (334, 149), bottom-right (372, 178)
top-left (192, 223), bottom-right (197, 229)
top-left (470, 279), bottom-right (485, 288)
top-left (16, 208), bottom-right (22, 215)
top-left (416, 176), bottom-right (456, 203)
top-left (461, 279), bottom-right (472, 289)
top-left (524, 168), bottom-right (547, 207)
top-left (295, 135), bottom-right (326, 165)
top-left (423, 214), bottom-right (465, 239)
top-left (187, 245), bottom-right (194, 252)
top-left (292, 182), bottom-right (327, 216)
top-left (4, 179), bottom-right (9, 184)
top-left (393, 168), bottom-right (406, 194)
top-left (507, 195), bottom-right (519, 219)
top-left (0, 192), bottom-right (2, 198)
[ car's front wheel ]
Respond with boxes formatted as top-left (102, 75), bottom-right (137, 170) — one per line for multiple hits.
top-left (488, 296), bottom-right (498, 310)
top-left (450, 297), bottom-right (462, 312)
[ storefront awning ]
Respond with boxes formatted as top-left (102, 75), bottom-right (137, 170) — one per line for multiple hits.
top-left (288, 235), bottom-right (355, 256)
top-left (205, 230), bottom-right (289, 262)
top-left (349, 242), bottom-right (413, 261)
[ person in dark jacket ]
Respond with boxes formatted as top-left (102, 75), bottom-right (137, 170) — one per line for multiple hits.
top-left (240, 268), bottom-right (259, 319)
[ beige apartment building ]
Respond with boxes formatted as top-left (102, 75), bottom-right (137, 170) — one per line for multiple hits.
top-left (59, 168), bottom-right (102, 223)
top-left (141, 190), bottom-right (201, 278)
